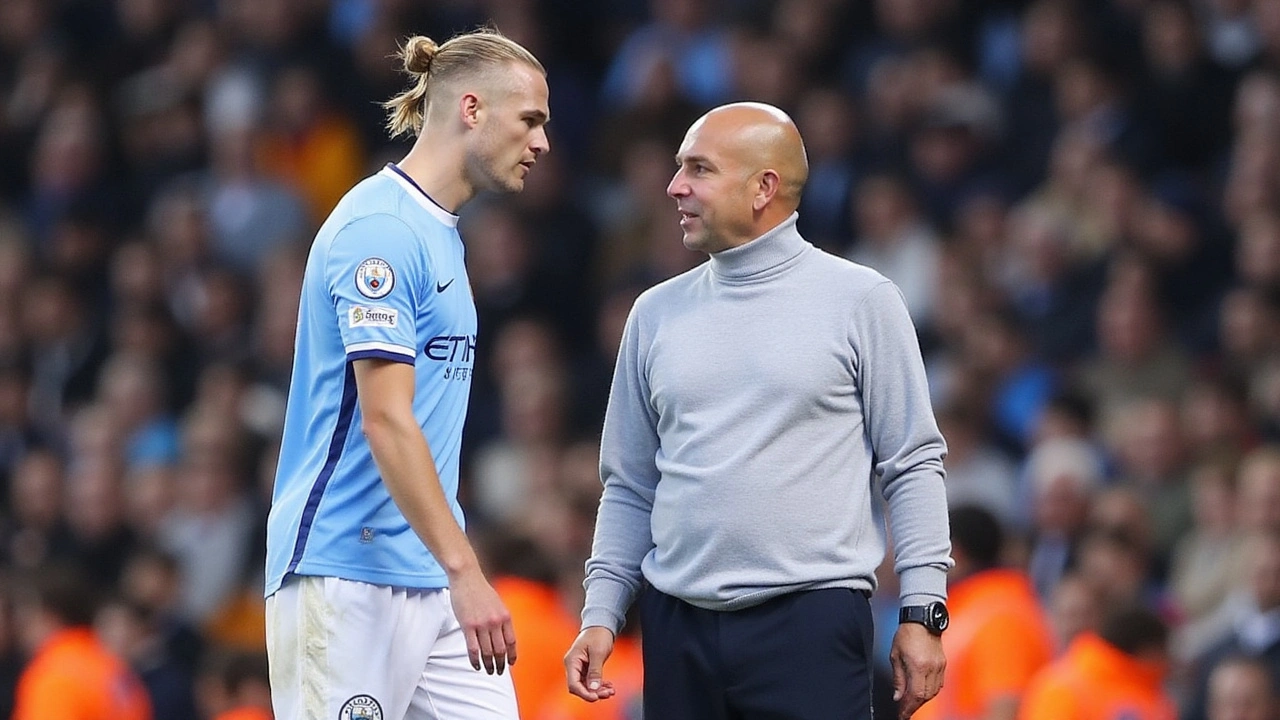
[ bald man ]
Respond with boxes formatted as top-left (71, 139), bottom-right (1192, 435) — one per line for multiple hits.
top-left (564, 102), bottom-right (952, 719)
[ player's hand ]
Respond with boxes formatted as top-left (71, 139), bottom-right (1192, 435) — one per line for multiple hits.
top-left (564, 626), bottom-right (617, 702)
top-left (890, 622), bottom-right (945, 719)
top-left (449, 570), bottom-right (516, 675)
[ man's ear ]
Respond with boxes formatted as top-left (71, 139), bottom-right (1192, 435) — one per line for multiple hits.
top-left (753, 169), bottom-right (780, 211)
top-left (459, 92), bottom-right (482, 129)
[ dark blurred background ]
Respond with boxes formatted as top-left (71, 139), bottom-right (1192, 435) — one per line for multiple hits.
top-left (1, 0), bottom-right (1280, 718)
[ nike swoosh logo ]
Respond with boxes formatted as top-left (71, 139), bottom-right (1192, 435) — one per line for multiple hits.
top-left (436, 279), bottom-right (455, 293)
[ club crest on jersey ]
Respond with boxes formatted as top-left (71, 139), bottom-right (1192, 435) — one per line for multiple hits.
top-left (355, 258), bottom-right (394, 299)
top-left (339, 694), bottom-right (383, 720)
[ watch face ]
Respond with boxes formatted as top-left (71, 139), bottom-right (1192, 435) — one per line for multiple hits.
top-left (930, 603), bottom-right (949, 631)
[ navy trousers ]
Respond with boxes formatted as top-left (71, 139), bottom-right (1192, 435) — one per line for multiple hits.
top-left (639, 586), bottom-right (876, 720)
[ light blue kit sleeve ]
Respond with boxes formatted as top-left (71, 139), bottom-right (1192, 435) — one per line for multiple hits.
top-left (325, 213), bottom-right (429, 365)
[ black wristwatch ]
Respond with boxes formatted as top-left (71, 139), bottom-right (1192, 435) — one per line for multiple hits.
top-left (899, 602), bottom-right (949, 635)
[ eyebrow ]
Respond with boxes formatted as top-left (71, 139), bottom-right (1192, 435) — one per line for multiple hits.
top-left (524, 109), bottom-right (550, 124)
top-left (676, 153), bottom-right (713, 167)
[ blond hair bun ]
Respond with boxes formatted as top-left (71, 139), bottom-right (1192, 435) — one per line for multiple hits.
top-left (383, 29), bottom-right (543, 139)
top-left (404, 36), bottom-right (439, 76)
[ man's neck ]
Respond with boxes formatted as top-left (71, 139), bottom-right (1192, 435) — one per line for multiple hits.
top-left (730, 207), bottom-right (797, 249)
top-left (397, 133), bottom-right (472, 213)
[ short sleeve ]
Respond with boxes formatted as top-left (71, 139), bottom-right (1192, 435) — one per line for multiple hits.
top-left (326, 213), bottom-right (427, 364)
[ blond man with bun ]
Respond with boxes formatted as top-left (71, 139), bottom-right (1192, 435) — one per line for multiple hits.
top-left (264, 29), bottom-right (549, 719)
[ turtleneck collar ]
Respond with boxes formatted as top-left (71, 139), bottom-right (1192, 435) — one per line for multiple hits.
top-left (707, 212), bottom-right (809, 281)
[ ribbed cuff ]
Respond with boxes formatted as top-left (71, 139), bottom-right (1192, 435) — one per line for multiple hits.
top-left (899, 565), bottom-right (948, 606)
top-left (580, 577), bottom-right (634, 635)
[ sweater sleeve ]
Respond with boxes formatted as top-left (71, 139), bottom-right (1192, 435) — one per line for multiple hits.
top-left (853, 281), bottom-right (953, 605)
top-left (581, 303), bottom-right (661, 634)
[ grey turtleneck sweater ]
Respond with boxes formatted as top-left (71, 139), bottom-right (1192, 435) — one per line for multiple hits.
top-left (581, 213), bottom-right (953, 634)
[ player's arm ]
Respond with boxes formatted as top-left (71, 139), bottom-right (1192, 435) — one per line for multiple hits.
top-left (328, 214), bottom-right (514, 676)
top-left (354, 358), bottom-right (478, 575)
top-left (354, 358), bottom-right (515, 675)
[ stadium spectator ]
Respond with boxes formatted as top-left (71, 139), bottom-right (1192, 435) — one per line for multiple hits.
top-left (1169, 456), bottom-right (1245, 626)
top-left (1046, 571), bottom-right (1103, 652)
top-left (846, 173), bottom-right (942, 330)
top-left (1182, 531), bottom-right (1280, 720)
top-left (194, 647), bottom-right (272, 720)
top-left (1023, 436), bottom-right (1104, 598)
top-left (936, 401), bottom-right (1019, 525)
top-left (95, 594), bottom-right (199, 720)
top-left (9, 564), bottom-right (152, 720)
top-left (1018, 603), bottom-right (1176, 720)
top-left (914, 505), bottom-right (1054, 720)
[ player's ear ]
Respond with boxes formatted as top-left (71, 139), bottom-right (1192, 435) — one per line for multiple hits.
top-left (459, 92), bottom-right (481, 129)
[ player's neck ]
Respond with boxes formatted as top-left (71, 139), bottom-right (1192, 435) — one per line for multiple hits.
top-left (397, 135), bottom-right (473, 214)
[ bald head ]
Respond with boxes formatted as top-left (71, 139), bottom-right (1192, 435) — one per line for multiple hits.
top-left (689, 103), bottom-right (809, 206)
top-left (669, 102), bottom-right (811, 252)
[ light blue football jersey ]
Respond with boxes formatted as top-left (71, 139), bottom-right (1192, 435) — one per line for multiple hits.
top-left (265, 164), bottom-right (478, 596)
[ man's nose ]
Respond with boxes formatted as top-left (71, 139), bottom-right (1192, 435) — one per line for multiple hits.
top-left (667, 172), bottom-right (686, 198)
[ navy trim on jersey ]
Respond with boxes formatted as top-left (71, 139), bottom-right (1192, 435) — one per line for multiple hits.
top-left (286, 361), bottom-right (359, 574)
top-left (385, 163), bottom-right (457, 218)
top-left (348, 349), bottom-right (415, 364)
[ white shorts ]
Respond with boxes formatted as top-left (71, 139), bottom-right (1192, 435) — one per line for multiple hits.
top-left (266, 575), bottom-right (519, 720)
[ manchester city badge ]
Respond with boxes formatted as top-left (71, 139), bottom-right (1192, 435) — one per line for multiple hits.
top-left (339, 694), bottom-right (383, 720)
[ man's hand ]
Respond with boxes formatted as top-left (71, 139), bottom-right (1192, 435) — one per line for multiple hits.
top-left (890, 621), bottom-right (945, 719)
top-left (564, 626), bottom-right (617, 702)
top-left (449, 569), bottom-right (516, 675)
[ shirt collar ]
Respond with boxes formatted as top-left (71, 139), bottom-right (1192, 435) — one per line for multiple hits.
top-left (381, 163), bottom-right (460, 228)
top-left (707, 212), bottom-right (809, 281)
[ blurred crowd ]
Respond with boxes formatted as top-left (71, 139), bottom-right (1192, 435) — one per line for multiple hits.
top-left (1, 0), bottom-right (1280, 718)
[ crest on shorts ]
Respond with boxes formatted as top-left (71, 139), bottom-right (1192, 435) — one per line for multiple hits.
top-left (339, 694), bottom-right (383, 720)
top-left (355, 258), bottom-right (394, 299)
